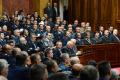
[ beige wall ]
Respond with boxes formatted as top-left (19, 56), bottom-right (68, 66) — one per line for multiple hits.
top-left (33, 0), bottom-right (51, 17)
top-left (0, 0), bottom-right (2, 16)
top-left (39, 0), bottom-right (50, 17)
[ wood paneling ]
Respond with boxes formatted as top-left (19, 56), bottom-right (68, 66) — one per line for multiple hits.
top-left (68, 0), bottom-right (119, 31)
top-left (3, 0), bottom-right (30, 16)
top-left (2, 0), bottom-right (50, 17)
top-left (78, 43), bottom-right (120, 67)
top-left (2, 0), bottom-right (45, 16)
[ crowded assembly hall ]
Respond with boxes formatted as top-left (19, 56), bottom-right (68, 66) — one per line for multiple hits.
top-left (0, 0), bottom-right (120, 80)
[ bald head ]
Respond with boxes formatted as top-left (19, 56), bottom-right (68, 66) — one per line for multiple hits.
top-left (71, 63), bottom-right (83, 76)
top-left (72, 63), bottom-right (83, 71)
top-left (70, 56), bottom-right (80, 65)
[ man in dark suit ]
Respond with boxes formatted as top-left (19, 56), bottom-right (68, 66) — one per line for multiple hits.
top-left (83, 31), bottom-right (94, 45)
top-left (110, 29), bottom-right (120, 43)
top-left (100, 30), bottom-right (111, 43)
top-left (8, 54), bottom-right (30, 80)
top-left (108, 26), bottom-right (114, 36)
top-left (99, 26), bottom-right (104, 37)
top-left (12, 29), bottom-right (21, 45)
top-left (44, 3), bottom-right (53, 19)
top-left (28, 34), bottom-right (39, 54)
top-left (0, 33), bottom-right (6, 46)
top-left (62, 41), bottom-right (76, 57)
top-left (72, 20), bottom-right (79, 32)
top-left (75, 33), bottom-right (84, 45)
top-left (52, 3), bottom-right (60, 22)
top-left (18, 37), bottom-right (29, 52)
top-left (53, 26), bottom-right (64, 43)
top-left (53, 41), bottom-right (63, 64)
top-left (92, 32), bottom-right (102, 44)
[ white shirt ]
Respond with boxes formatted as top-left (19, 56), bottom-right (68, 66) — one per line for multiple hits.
top-left (54, 7), bottom-right (58, 16)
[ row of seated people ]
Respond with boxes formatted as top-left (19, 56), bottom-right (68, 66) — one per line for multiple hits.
top-left (0, 14), bottom-right (120, 52)
top-left (0, 9), bottom-right (119, 80)
top-left (0, 43), bottom-right (119, 80)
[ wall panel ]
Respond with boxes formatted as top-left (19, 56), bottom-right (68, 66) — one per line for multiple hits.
top-left (68, 0), bottom-right (119, 31)
top-left (2, 0), bottom-right (30, 16)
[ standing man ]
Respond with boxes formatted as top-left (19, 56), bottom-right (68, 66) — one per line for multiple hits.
top-left (52, 3), bottom-right (60, 22)
top-left (44, 3), bottom-right (53, 19)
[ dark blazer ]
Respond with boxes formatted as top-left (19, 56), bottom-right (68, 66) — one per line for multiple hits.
top-left (0, 39), bottom-right (6, 46)
top-left (62, 47), bottom-right (76, 57)
top-left (83, 38), bottom-right (94, 45)
top-left (28, 40), bottom-right (38, 53)
top-left (53, 48), bottom-right (62, 63)
top-left (92, 37), bottom-right (102, 44)
top-left (12, 35), bottom-right (20, 45)
top-left (81, 32), bottom-right (94, 39)
top-left (44, 6), bottom-right (53, 18)
top-left (53, 7), bottom-right (60, 18)
top-left (100, 36), bottom-right (111, 43)
top-left (76, 39), bottom-right (84, 46)
top-left (53, 31), bottom-right (64, 43)
top-left (110, 34), bottom-right (120, 43)
top-left (99, 31), bottom-right (104, 37)
top-left (18, 43), bottom-right (29, 52)
top-left (8, 66), bottom-right (30, 80)
top-left (36, 40), bottom-right (45, 51)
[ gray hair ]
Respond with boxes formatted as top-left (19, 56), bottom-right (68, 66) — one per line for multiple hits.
top-left (19, 51), bottom-right (29, 56)
top-left (0, 59), bottom-right (9, 72)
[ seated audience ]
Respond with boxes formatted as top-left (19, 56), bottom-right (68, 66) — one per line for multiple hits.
top-left (0, 9), bottom-right (120, 80)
